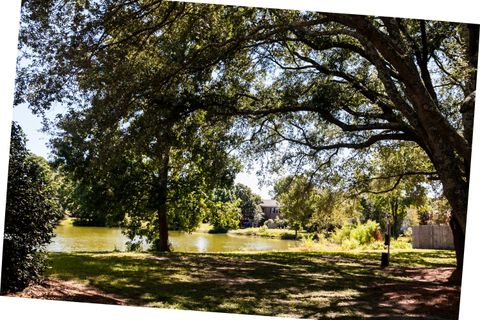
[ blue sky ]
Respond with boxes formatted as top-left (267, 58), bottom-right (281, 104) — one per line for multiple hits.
top-left (12, 104), bottom-right (51, 158)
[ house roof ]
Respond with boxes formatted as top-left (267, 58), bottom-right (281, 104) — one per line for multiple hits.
top-left (260, 199), bottom-right (279, 208)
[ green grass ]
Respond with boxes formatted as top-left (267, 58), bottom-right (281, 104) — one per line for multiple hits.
top-left (228, 227), bottom-right (307, 239)
top-left (45, 249), bottom-right (458, 318)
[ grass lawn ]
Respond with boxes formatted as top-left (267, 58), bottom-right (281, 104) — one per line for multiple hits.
top-left (36, 250), bottom-right (460, 319)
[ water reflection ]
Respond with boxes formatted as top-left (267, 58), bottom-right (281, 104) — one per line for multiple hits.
top-left (47, 222), bottom-right (299, 253)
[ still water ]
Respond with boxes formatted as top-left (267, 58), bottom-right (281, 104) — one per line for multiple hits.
top-left (47, 221), bottom-right (299, 253)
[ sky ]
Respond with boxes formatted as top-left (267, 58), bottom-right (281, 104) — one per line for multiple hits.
top-left (12, 103), bottom-right (273, 199)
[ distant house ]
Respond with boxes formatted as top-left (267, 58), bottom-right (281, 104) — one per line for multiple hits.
top-left (260, 199), bottom-right (280, 220)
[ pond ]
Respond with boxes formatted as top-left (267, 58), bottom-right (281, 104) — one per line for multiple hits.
top-left (47, 220), bottom-right (300, 253)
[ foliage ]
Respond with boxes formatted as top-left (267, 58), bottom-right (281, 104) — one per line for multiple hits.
top-left (253, 209), bottom-right (265, 227)
top-left (419, 197), bottom-right (452, 225)
top-left (15, 0), bottom-right (478, 266)
top-left (275, 176), bottom-right (356, 233)
top-left (53, 87), bottom-right (241, 250)
top-left (355, 143), bottom-right (431, 237)
top-left (262, 218), bottom-right (288, 229)
top-left (263, 217), bottom-right (288, 229)
top-left (331, 224), bottom-right (353, 244)
top-left (402, 209), bottom-right (420, 232)
top-left (332, 220), bottom-right (380, 246)
top-left (233, 183), bottom-right (263, 222)
top-left (228, 226), bottom-right (301, 239)
top-left (1, 122), bottom-right (63, 293)
top-left (205, 189), bottom-right (242, 232)
top-left (359, 197), bottom-right (388, 232)
top-left (340, 239), bottom-right (361, 250)
top-left (298, 234), bottom-right (317, 251)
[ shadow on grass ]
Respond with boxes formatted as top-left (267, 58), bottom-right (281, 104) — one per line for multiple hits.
top-left (46, 250), bottom-right (459, 319)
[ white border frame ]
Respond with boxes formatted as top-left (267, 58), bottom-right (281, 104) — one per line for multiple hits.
top-left (1, 1), bottom-right (479, 319)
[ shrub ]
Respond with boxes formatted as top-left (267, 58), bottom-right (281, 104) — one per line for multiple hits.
top-left (125, 236), bottom-right (147, 252)
top-left (401, 227), bottom-right (413, 243)
top-left (280, 233), bottom-right (297, 240)
top-left (253, 210), bottom-right (265, 227)
top-left (299, 234), bottom-right (316, 251)
top-left (1, 123), bottom-right (63, 293)
top-left (391, 235), bottom-right (413, 249)
top-left (351, 220), bottom-right (379, 245)
top-left (208, 226), bottom-right (229, 234)
top-left (273, 217), bottom-right (288, 229)
top-left (264, 219), bottom-right (275, 228)
top-left (258, 225), bottom-right (268, 233)
top-left (332, 220), bottom-right (380, 246)
top-left (332, 224), bottom-right (354, 243)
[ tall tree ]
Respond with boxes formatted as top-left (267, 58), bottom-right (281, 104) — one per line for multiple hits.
top-left (1, 123), bottom-right (63, 293)
top-left (17, 1), bottom-right (242, 251)
top-left (53, 106), bottom-right (239, 251)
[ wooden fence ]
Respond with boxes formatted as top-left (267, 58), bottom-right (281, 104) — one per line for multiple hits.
top-left (411, 225), bottom-right (454, 250)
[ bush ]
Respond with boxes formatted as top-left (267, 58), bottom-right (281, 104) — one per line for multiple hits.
top-left (351, 220), bottom-right (379, 245)
top-left (253, 210), bottom-right (265, 227)
top-left (280, 233), bottom-right (298, 240)
top-left (264, 219), bottom-right (275, 228)
top-left (125, 236), bottom-right (147, 252)
top-left (299, 234), bottom-right (316, 251)
top-left (332, 224), bottom-right (353, 243)
top-left (391, 235), bottom-right (412, 249)
top-left (1, 123), bottom-right (63, 293)
top-left (208, 226), bottom-right (229, 234)
top-left (273, 217), bottom-right (288, 229)
top-left (258, 225), bottom-right (268, 233)
top-left (263, 218), bottom-right (289, 229)
top-left (332, 220), bottom-right (380, 246)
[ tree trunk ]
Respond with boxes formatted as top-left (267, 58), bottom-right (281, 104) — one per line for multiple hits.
top-left (430, 151), bottom-right (469, 272)
top-left (155, 146), bottom-right (171, 252)
top-left (390, 198), bottom-right (399, 239)
top-left (449, 215), bottom-right (465, 276)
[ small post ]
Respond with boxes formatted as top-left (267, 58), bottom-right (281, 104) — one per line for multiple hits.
top-left (381, 218), bottom-right (391, 268)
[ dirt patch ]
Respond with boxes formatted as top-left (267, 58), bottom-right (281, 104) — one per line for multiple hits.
top-left (367, 267), bottom-right (460, 319)
top-left (388, 267), bottom-right (456, 283)
top-left (7, 279), bottom-right (127, 305)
